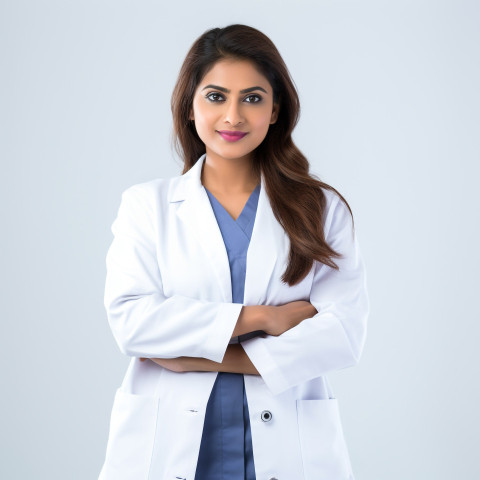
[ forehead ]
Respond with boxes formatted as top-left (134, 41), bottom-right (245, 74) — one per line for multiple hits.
top-left (199, 59), bottom-right (272, 93)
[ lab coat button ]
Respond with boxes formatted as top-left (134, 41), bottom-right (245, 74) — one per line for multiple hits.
top-left (268, 477), bottom-right (278, 480)
top-left (261, 410), bottom-right (272, 422)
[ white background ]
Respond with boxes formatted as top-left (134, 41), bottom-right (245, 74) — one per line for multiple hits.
top-left (1, 0), bottom-right (479, 478)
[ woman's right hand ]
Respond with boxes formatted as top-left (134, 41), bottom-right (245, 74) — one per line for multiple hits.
top-left (262, 301), bottom-right (318, 337)
top-left (232, 301), bottom-right (318, 339)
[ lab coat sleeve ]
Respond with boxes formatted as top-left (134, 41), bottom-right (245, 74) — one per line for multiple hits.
top-left (103, 185), bottom-right (243, 362)
top-left (241, 196), bottom-right (369, 395)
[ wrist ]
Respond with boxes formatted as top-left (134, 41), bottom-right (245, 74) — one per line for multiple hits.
top-left (258, 305), bottom-right (274, 332)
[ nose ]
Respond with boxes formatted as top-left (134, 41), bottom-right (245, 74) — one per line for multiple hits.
top-left (224, 101), bottom-right (244, 126)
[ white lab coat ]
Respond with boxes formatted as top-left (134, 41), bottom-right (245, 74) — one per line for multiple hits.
top-left (99, 153), bottom-right (369, 480)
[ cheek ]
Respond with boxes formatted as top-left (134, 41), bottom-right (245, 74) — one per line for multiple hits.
top-left (192, 113), bottom-right (216, 141)
top-left (250, 111), bottom-right (273, 135)
top-left (194, 108), bottom-right (216, 131)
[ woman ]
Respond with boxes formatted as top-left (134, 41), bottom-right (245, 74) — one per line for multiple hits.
top-left (99, 24), bottom-right (369, 480)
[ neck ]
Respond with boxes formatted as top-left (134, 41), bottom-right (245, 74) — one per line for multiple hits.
top-left (201, 151), bottom-right (260, 195)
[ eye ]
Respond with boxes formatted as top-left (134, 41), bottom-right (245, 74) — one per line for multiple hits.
top-left (205, 92), bottom-right (225, 102)
top-left (244, 94), bottom-right (262, 104)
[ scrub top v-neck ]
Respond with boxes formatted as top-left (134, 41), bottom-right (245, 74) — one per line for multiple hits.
top-left (194, 183), bottom-right (261, 480)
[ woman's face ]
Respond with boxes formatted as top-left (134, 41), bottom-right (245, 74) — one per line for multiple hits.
top-left (190, 58), bottom-right (279, 164)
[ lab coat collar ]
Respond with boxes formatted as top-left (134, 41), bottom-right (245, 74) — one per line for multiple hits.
top-left (171, 153), bottom-right (285, 304)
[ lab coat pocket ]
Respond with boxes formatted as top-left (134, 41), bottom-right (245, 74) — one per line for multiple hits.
top-left (99, 388), bottom-right (160, 480)
top-left (296, 398), bottom-right (354, 480)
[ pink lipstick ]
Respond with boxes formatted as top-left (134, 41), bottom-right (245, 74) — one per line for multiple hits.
top-left (217, 130), bottom-right (248, 142)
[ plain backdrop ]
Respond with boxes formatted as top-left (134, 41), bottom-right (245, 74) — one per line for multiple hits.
top-left (1, 0), bottom-right (479, 478)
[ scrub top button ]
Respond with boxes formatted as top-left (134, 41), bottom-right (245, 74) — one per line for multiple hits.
top-left (261, 410), bottom-right (272, 422)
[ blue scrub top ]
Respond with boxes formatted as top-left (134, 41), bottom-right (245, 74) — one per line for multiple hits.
top-left (194, 183), bottom-right (261, 480)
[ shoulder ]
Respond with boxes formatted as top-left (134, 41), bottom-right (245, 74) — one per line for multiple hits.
top-left (119, 172), bottom-right (184, 207)
top-left (111, 174), bottom-right (185, 234)
top-left (320, 185), bottom-right (342, 208)
top-left (319, 185), bottom-right (352, 238)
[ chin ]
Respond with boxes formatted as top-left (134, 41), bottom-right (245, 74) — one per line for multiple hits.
top-left (221, 152), bottom-right (255, 161)
top-left (210, 145), bottom-right (255, 160)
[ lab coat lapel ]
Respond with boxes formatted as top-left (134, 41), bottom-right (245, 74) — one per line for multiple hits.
top-left (174, 154), bottom-right (232, 302)
top-left (244, 172), bottom-right (285, 306)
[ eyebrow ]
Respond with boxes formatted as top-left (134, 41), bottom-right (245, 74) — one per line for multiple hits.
top-left (201, 84), bottom-right (268, 94)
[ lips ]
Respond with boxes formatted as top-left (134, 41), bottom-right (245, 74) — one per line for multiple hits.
top-left (217, 130), bottom-right (248, 142)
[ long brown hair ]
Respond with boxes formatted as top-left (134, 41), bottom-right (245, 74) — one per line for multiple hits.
top-left (171, 24), bottom-right (354, 286)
